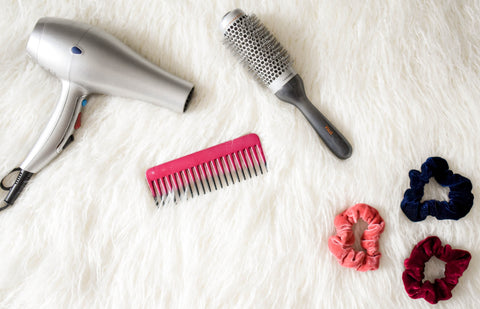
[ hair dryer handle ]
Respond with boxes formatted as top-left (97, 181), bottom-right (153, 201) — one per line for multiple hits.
top-left (20, 81), bottom-right (88, 173)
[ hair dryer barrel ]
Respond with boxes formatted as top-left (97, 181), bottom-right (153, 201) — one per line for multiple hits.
top-left (72, 29), bottom-right (194, 112)
top-left (27, 17), bottom-right (194, 113)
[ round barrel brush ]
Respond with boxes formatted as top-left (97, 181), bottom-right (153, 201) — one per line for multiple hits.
top-left (220, 9), bottom-right (352, 159)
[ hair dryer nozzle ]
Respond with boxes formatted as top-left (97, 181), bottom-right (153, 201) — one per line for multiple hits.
top-left (26, 20), bottom-right (44, 62)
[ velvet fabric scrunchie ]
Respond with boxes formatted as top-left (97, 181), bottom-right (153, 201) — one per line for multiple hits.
top-left (328, 203), bottom-right (385, 271)
top-left (401, 157), bottom-right (474, 222)
top-left (402, 236), bottom-right (471, 304)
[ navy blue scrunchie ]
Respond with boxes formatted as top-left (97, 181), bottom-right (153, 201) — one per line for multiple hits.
top-left (401, 157), bottom-right (474, 222)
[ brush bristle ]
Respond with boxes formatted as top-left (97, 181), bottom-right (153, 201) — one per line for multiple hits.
top-left (223, 14), bottom-right (291, 87)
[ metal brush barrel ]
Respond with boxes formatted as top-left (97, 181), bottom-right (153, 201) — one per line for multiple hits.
top-left (220, 9), bottom-right (244, 31)
top-left (221, 9), bottom-right (296, 93)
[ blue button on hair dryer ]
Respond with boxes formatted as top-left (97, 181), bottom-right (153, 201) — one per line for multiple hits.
top-left (0, 17), bottom-right (194, 211)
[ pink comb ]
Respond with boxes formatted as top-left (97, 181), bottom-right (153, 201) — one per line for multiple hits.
top-left (146, 133), bottom-right (267, 205)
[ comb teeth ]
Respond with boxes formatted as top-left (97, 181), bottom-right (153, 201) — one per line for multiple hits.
top-left (146, 134), bottom-right (267, 205)
top-left (222, 12), bottom-right (292, 87)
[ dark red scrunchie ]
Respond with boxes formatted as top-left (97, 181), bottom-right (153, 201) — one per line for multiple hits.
top-left (402, 236), bottom-right (471, 304)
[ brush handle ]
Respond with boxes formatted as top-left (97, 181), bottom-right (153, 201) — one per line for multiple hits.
top-left (297, 100), bottom-right (352, 159)
top-left (275, 75), bottom-right (352, 159)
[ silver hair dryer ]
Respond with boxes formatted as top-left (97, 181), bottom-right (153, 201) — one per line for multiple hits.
top-left (1, 17), bottom-right (194, 210)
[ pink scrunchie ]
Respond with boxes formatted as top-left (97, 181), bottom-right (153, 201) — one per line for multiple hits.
top-left (328, 203), bottom-right (385, 271)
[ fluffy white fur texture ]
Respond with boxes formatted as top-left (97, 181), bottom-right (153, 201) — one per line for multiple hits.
top-left (1, 0), bottom-right (479, 308)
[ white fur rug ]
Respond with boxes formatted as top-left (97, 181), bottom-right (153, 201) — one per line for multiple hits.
top-left (1, 1), bottom-right (479, 308)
